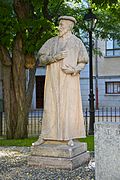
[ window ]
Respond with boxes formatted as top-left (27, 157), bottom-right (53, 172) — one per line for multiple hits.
top-left (106, 39), bottom-right (120, 56)
top-left (105, 82), bottom-right (120, 94)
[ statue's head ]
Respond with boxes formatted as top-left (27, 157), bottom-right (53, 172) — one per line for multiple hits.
top-left (58, 16), bottom-right (77, 37)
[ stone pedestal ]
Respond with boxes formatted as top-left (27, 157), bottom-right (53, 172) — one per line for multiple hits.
top-left (28, 141), bottom-right (90, 170)
top-left (95, 122), bottom-right (120, 180)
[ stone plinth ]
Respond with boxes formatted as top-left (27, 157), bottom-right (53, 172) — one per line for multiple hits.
top-left (28, 141), bottom-right (90, 170)
top-left (95, 122), bottom-right (120, 180)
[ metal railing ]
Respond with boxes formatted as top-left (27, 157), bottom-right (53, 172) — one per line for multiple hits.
top-left (0, 107), bottom-right (120, 137)
top-left (28, 109), bottom-right (43, 137)
top-left (0, 110), bottom-right (43, 137)
top-left (83, 107), bottom-right (120, 135)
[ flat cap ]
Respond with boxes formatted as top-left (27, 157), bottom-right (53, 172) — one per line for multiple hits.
top-left (58, 16), bottom-right (77, 24)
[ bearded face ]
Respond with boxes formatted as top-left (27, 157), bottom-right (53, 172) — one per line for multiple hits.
top-left (58, 20), bottom-right (74, 37)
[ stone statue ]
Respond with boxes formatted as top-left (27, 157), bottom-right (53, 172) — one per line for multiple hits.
top-left (33, 16), bottom-right (88, 146)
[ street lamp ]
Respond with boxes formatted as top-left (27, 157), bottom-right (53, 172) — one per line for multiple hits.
top-left (84, 9), bottom-right (97, 135)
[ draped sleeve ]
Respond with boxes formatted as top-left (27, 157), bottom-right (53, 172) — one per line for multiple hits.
top-left (77, 39), bottom-right (89, 64)
top-left (37, 38), bottom-right (55, 66)
top-left (72, 39), bottom-right (88, 73)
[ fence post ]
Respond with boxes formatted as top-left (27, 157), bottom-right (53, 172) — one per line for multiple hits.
top-left (85, 108), bottom-right (88, 136)
top-left (0, 112), bottom-right (2, 136)
top-left (0, 99), bottom-right (3, 136)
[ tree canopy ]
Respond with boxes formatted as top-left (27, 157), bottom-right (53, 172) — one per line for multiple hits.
top-left (0, 0), bottom-right (58, 55)
top-left (92, 0), bottom-right (119, 8)
top-left (0, 0), bottom-right (120, 55)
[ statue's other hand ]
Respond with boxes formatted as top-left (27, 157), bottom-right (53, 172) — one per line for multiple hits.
top-left (61, 64), bottom-right (75, 74)
top-left (72, 63), bottom-right (85, 74)
top-left (54, 51), bottom-right (67, 61)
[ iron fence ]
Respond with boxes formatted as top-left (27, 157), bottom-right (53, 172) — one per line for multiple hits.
top-left (83, 107), bottom-right (120, 135)
top-left (0, 107), bottom-right (120, 137)
top-left (0, 110), bottom-right (43, 137)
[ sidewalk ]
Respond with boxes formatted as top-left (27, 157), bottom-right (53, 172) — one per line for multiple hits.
top-left (0, 146), bottom-right (95, 180)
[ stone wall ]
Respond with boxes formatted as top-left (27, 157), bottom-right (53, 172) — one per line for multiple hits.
top-left (95, 122), bottom-right (120, 180)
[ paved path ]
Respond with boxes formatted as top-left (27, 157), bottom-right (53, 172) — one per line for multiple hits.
top-left (0, 147), bottom-right (95, 180)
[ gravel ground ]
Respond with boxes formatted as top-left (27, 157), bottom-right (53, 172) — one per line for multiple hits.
top-left (0, 147), bottom-right (95, 180)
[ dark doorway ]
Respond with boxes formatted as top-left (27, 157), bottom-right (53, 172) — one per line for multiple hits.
top-left (36, 76), bottom-right (45, 108)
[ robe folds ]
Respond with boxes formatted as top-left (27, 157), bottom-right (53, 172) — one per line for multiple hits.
top-left (38, 34), bottom-right (88, 141)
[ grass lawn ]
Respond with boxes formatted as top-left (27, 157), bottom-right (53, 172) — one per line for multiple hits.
top-left (0, 137), bottom-right (38, 147)
top-left (79, 135), bottom-right (94, 151)
top-left (0, 136), bottom-right (94, 151)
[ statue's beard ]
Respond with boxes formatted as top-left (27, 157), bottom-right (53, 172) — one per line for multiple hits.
top-left (58, 29), bottom-right (68, 37)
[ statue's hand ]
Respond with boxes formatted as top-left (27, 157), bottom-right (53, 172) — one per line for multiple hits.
top-left (54, 51), bottom-right (67, 61)
top-left (72, 63), bottom-right (85, 75)
top-left (61, 64), bottom-right (75, 74)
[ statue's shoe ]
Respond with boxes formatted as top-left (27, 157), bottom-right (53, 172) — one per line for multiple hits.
top-left (68, 139), bottom-right (74, 147)
top-left (32, 139), bottom-right (44, 146)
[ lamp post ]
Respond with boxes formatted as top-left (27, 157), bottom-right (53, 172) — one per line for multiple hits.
top-left (84, 9), bottom-right (97, 135)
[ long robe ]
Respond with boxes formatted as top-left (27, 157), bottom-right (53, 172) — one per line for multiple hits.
top-left (38, 34), bottom-right (88, 141)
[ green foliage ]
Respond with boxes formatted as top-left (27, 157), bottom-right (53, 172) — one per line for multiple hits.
top-left (0, 0), bottom-right (120, 53)
top-left (94, 3), bottom-right (120, 40)
top-left (0, 0), bottom-right (57, 53)
top-left (23, 18), bottom-right (57, 53)
top-left (92, 0), bottom-right (119, 7)
top-left (0, 0), bottom-right (15, 48)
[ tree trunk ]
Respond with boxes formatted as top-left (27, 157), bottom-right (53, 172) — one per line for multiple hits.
top-left (11, 33), bottom-right (27, 139)
top-left (2, 66), bottom-right (13, 138)
top-left (1, 33), bottom-right (36, 139)
top-left (0, 0), bottom-right (37, 139)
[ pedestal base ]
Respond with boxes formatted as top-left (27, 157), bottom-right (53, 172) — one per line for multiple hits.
top-left (28, 141), bottom-right (90, 170)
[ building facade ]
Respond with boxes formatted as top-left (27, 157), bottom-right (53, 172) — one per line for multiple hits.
top-left (94, 39), bottom-right (120, 108)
